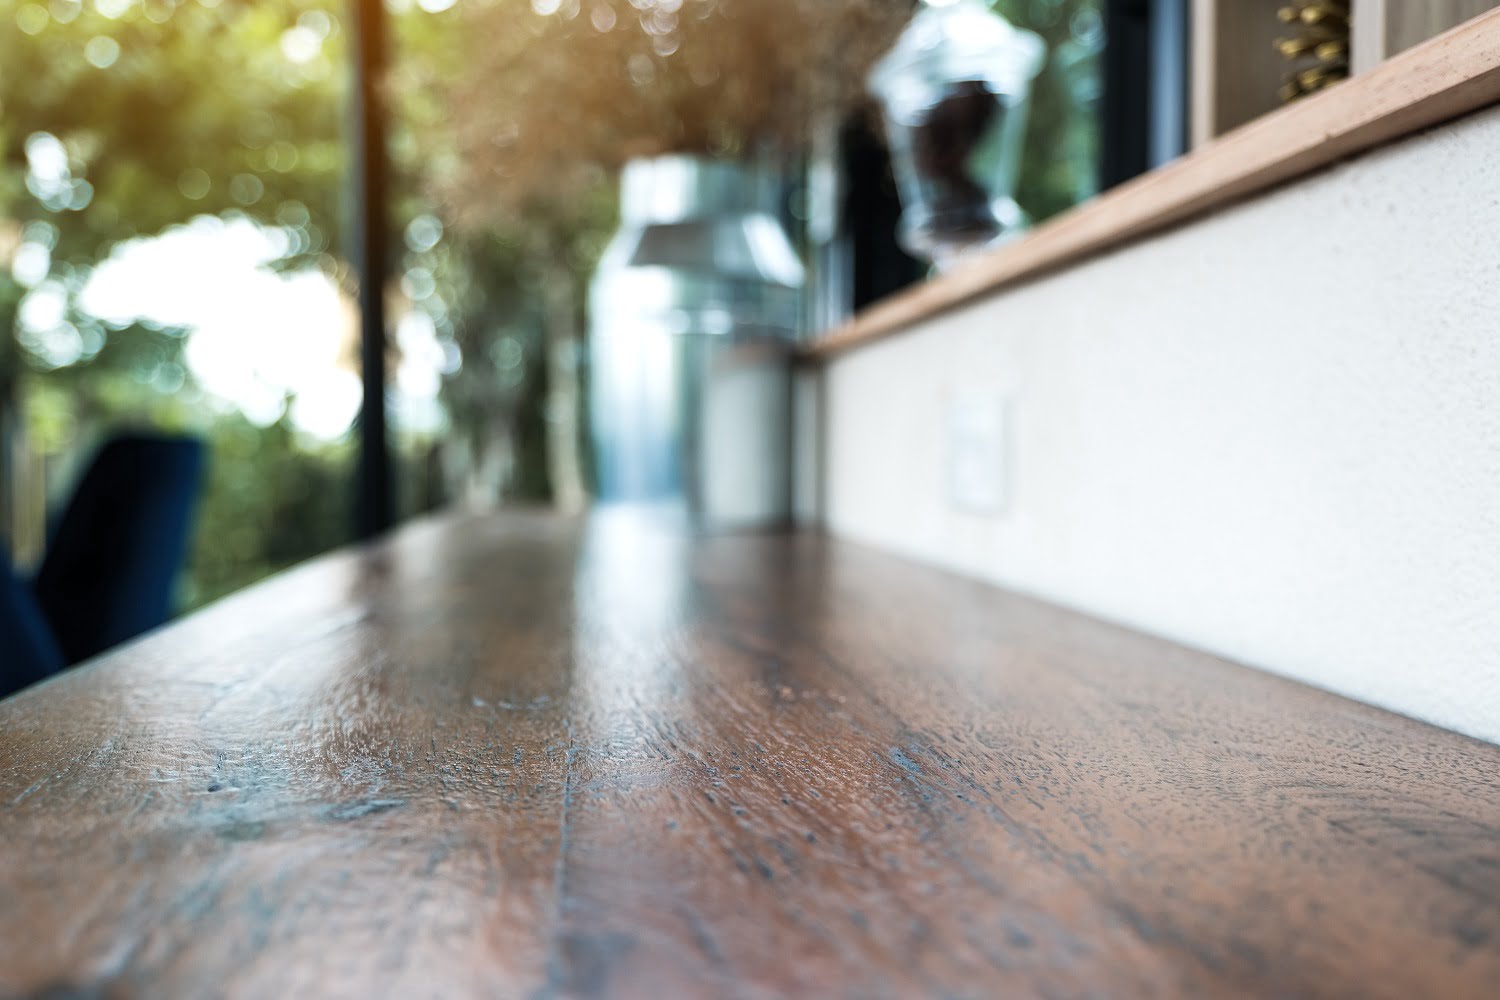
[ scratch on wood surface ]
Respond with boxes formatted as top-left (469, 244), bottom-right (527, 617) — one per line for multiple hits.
top-left (323, 798), bottom-right (408, 822)
top-left (9, 780), bottom-right (47, 806)
top-left (536, 716), bottom-right (579, 998)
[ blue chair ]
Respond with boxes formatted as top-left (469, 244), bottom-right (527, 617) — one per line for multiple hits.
top-left (0, 548), bottom-right (64, 700)
top-left (32, 434), bottom-right (206, 665)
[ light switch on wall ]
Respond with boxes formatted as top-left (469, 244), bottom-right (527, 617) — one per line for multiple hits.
top-left (947, 394), bottom-right (1008, 515)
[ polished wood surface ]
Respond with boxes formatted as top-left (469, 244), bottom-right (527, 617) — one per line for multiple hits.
top-left (807, 6), bottom-right (1500, 358)
top-left (3, 510), bottom-right (1500, 998)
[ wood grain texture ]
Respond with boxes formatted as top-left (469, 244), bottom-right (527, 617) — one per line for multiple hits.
top-left (807, 6), bottom-right (1500, 359)
top-left (3, 509), bottom-right (1500, 998)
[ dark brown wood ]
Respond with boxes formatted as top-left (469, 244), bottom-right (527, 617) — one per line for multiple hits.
top-left (3, 510), bottom-right (1499, 997)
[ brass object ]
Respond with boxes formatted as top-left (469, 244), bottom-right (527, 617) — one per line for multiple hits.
top-left (1275, 2), bottom-right (1352, 104)
top-left (1315, 39), bottom-right (1349, 61)
top-left (1277, 36), bottom-right (1320, 58)
top-left (1297, 65), bottom-right (1347, 90)
top-left (1300, 5), bottom-right (1349, 28)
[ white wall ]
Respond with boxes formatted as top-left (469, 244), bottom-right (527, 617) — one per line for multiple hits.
top-left (822, 104), bottom-right (1500, 744)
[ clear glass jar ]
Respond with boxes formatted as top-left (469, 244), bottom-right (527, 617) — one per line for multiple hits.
top-left (869, 0), bottom-right (1044, 269)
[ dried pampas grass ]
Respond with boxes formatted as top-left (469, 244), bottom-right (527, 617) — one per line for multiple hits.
top-left (430, 0), bottom-right (909, 229)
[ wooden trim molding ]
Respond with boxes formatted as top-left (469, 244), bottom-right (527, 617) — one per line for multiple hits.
top-left (806, 7), bottom-right (1500, 360)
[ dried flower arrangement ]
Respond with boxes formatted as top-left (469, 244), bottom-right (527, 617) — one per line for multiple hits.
top-left (429, 0), bottom-right (910, 229)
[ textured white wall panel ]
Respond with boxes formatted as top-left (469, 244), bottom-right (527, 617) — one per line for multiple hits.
top-left (823, 105), bottom-right (1500, 743)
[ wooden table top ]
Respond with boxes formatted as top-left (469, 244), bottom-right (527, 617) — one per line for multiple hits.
top-left (3, 510), bottom-right (1498, 999)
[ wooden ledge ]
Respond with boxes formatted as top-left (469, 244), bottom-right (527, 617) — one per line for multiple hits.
top-left (806, 7), bottom-right (1500, 360)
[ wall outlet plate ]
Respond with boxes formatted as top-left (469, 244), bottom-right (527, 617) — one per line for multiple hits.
top-left (947, 394), bottom-right (1008, 515)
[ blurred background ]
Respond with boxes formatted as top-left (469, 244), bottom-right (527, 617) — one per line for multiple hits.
top-left (0, 0), bottom-right (1125, 618)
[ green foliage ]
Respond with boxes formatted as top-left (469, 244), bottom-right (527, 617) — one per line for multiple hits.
top-left (11, 316), bottom-right (355, 605)
top-left (18, 323), bottom-right (197, 447)
top-left (390, 2), bottom-right (621, 505)
top-left (995, 0), bottom-right (1104, 222)
top-left (184, 413), bottom-right (353, 606)
top-left (1, 0), bottom-right (360, 602)
top-left (1, 0), bottom-right (348, 265)
top-left (0, 0), bottom-right (579, 605)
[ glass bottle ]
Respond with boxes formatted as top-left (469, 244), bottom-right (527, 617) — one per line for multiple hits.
top-left (868, 0), bottom-right (1045, 269)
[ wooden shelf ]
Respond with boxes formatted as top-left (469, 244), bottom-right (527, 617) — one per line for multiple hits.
top-left (3, 510), bottom-right (1499, 995)
top-left (806, 6), bottom-right (1500, 360)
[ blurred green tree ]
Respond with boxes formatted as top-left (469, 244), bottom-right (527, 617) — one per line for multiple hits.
top-left (996, 0), bottom-right (1104, 221)
top-left (0, 0), bottom-right (359, 602)
top-left (1, 0), bottom-right (594, 603)
top-left (1, 0), bottom-right (348, 265)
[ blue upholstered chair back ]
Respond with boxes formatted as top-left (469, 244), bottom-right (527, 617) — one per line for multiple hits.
top-left (0, 548), bottom-right (64, 700)
top-left (32, 434), bottom-right (206, 665)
